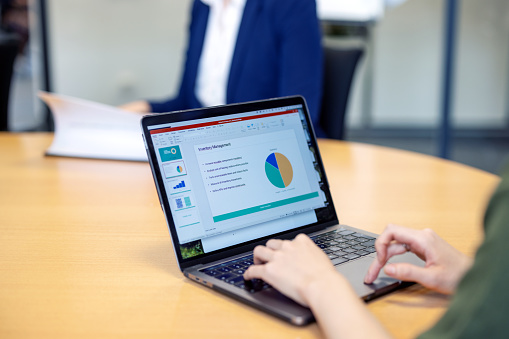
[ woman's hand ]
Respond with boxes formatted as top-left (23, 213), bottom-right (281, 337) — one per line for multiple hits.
top-left (364, 224), bottom-right (473, 294)
top-left (118, 100), bottom-right (150, 113)
top-left (244, 234), bottom-right (393, 339)
top-left (243, 233), bottom-right (339, 307)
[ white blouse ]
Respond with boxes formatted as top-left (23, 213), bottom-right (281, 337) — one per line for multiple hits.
top-left (195, 0), bottom-right (247, 107)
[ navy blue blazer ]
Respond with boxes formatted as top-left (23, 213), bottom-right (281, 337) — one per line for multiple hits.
top-left (149, 0), bottom-right (323, 135)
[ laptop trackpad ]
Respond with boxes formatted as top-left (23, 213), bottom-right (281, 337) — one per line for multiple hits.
top-left (335, 254), bottom-right (402, 299)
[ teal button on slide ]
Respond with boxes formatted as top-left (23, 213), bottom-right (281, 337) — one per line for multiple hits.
top-left (159, 145), bottom-right (183, 162)
top-left (212, 191), bottom-right (319, 222)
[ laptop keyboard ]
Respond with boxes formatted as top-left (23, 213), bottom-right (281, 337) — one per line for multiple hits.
top-left (201, 255), bottom-right (259, 290)
top-left (313, 229), bottom-right (377, 265)
top-left (200, 228), bottom-right (377, 292)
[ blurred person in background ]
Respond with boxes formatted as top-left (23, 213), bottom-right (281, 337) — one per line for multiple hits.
top-left (120, 0), bottom-right (324, 135)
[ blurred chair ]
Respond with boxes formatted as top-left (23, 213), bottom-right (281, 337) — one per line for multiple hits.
top-left (319, 46), bottom-right (364, 140)
top-left (0, 32), bottom-right (19, 131)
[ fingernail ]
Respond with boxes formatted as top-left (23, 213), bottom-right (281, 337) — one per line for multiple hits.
top-left (385, 264), bottom-right (395, 275)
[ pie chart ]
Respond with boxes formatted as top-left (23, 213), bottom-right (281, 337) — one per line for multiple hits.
top-left (265, 152), bottom-right (293, 188)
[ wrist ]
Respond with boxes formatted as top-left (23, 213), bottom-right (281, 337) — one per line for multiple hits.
top-left (301, 272), bottom-right (391, 339)
top-left (302, 271), bottom-right (350, 310)
top-left (454, 255), bottom-right (474, 286)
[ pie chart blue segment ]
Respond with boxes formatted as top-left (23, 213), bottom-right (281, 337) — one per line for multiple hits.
top-left (265, 152), bottom-right (293, 188)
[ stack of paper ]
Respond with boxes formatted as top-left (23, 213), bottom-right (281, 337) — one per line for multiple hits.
top-left (39, 92), bottom-right (148, 161)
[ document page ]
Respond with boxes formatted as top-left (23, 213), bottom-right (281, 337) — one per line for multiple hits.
top-left (39, 91), bottom-right (147, 161)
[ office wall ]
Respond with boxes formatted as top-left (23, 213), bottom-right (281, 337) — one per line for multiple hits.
top-left (47, 0), bottom-right (192, 106)
top-left (44, 0), bottom-right (508, 129)
top-left (453, 0), bottom-right (509, 128)
top-left (347, 0), bottom-right (509, 129)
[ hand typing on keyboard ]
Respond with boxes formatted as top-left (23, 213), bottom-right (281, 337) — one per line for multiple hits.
top-left (243, 233), bottom-right (343, 307)
top-left (243, 231), bottom-right (395, 338)
top-left (241, 223), bottom-right (480, 339)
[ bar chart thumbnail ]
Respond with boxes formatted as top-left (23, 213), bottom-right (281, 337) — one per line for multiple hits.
top-left (173, 180), bottom-right (186, 189)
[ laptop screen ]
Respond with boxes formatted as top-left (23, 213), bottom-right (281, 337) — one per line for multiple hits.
top-left (143, 97), bottom-right (337, 262)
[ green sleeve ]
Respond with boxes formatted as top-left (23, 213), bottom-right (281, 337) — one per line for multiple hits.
top-left (418, 169), bottom-right (509, 338)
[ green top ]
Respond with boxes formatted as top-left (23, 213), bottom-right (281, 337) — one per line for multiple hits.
top-left (418, 166), bottom-right (509, 338)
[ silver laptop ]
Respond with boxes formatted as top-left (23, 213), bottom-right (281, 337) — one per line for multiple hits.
top-left (140, 96), bottom-right (422, 326)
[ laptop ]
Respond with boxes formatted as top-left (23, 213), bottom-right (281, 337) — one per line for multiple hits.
top-left (140, 96), bottom-right (422, 326)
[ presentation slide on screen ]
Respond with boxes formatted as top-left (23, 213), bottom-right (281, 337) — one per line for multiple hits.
top-left (194, 129), bottom-right (323, 232)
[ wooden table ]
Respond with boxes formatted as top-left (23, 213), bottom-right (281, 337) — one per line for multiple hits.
top-left (0, 133), bottom-right (499, 338)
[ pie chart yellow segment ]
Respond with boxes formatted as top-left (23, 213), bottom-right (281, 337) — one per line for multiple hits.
top-left (275, 153), bottom-right (293, 187)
